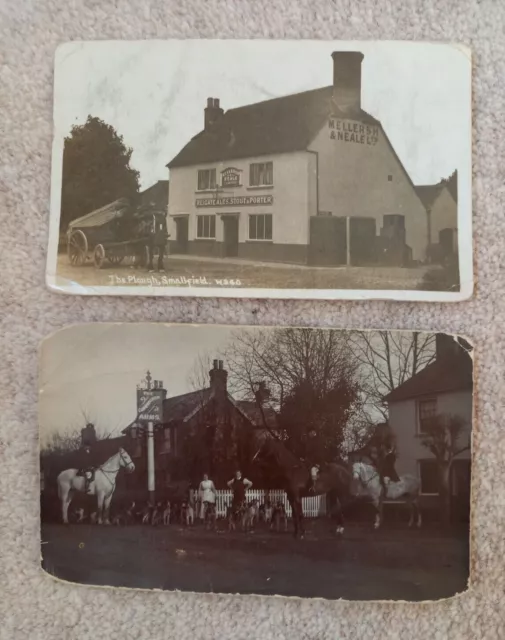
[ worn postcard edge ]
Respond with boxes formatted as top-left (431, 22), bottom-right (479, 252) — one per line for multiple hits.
top-left (46, 40), bottom-right (473, 302)
top-left (38, 323), bottom-right (475, 603)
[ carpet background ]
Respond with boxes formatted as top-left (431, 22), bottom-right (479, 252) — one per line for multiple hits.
top-left (1, 1), bottom-right (504, 638)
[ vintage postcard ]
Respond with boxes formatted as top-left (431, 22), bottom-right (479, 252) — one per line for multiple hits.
top-left (40, 324), bottom-right (473, 600)
top-left (46, 40), bottom-right (472, 300)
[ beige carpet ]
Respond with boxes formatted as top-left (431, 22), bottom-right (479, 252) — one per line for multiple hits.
top-left (1, 1), bottom-right (503, 638)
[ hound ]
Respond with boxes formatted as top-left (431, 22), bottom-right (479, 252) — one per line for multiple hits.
top-left (151, 502), bottom-right (164, 526)
top-left (162, 501), bottom-right (171, 525)
top-left (204, 502), bottom-right (217, 531)
top-left (242, 499), bottom-right (259, 532)
top-left (272, 502), bottom-right (288, 532)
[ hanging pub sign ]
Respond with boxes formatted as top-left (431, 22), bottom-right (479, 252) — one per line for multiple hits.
top-left (221, 167), bottom-right (242, 187)
top-left (196, 195), bottom-right (273, 207)
top-left (328, 118), bottom-right (379, 146)
top-left (137, 389), bottom-right (164, 422)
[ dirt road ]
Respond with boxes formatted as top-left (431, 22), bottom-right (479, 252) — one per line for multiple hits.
top-left (41, 521), bottom-right (469, 601)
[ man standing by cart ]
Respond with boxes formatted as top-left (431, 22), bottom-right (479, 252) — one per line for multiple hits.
top-left (145, 211), bottom-right (169, 273)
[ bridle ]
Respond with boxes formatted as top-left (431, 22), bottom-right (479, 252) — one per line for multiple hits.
top-left (97, 450), bottom-right (134, 489)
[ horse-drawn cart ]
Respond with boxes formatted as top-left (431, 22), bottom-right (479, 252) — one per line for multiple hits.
top-left (67, 198), bottom-right (166, 269)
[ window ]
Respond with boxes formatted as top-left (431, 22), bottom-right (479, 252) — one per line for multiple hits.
top-left (249, 162), bottom-right (273, 187)
top-left (249, 214), bottom-right (272, 240)
top-left (160, 427), bottom-right (171, 454)
top-left (387, 174), bottom-right (393, 182)
top-left (419, 460), bottom-right (439, 494)
top-left (197, 215), bottom-right (216, 239)
top-left (417, 398), bottom-right (437, 433)
top-left (197, 168), bottom-right (217, 191)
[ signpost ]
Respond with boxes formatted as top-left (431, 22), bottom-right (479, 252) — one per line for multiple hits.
top-left (137, 371), bottom-right (165, 504)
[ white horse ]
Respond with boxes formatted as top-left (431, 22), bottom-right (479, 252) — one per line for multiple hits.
top-left (57, 448), bottom-right (135, 525)
top-left (352, 462), bottom-right (422, 530)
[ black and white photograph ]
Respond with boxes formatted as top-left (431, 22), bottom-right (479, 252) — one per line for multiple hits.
top-left (46, 40), bottom-right (472, 300)
top-left (40, 324), bottom-right (473, 601)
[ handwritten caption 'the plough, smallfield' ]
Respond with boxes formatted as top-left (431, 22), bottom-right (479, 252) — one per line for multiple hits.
top-left (108, 274), bottom-right (242, 287)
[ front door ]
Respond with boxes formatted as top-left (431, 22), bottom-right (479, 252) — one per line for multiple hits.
top-left (223, 215), bottom-right (239, 257)
top-left (174, 217), bottom-right (189, 254)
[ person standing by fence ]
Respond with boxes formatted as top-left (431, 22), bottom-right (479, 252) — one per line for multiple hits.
top-left (198, 473), bottom-right (216, 521)
top-left (227, 471), bottom-right (253, 512)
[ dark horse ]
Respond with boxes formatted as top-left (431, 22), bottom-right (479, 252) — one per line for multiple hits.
top-left (254, 438), bottom-right (351, 539)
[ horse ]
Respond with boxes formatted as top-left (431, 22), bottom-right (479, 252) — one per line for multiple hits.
top-left (253, 437), bottom-right (351, 539)
top-left (57, 448), bottom-right (135, 525)
top-left (352, 461), bottom-right (422, 529)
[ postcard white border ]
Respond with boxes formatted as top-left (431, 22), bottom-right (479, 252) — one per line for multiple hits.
top-left (46, 39), bottom-right (473, 302)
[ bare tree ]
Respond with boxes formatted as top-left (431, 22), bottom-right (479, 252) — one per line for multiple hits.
top-left (420, 413), bottom-right (470, 525)
top-left (350, 331), bottom-right (436, 423)
top-left (225, 328), bottom-right (362, 460)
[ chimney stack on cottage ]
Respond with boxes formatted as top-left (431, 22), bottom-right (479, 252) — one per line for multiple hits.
top-left (204, 97), bottom-right (224, 131)
top-left (331, 51), bottom-right (364, 112)
top-left (209, 358), bottom-right (228, 392)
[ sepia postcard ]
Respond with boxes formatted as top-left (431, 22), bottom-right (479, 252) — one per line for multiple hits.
top-left (46, 40), bottom-right (472, 300)
top-left (40, 324), bottom-right (473, 600)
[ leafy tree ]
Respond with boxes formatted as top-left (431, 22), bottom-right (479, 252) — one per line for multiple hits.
top-left (420, 413), bottom-right (470, 525)
top-left (60, 116), bottom-right (140, 231)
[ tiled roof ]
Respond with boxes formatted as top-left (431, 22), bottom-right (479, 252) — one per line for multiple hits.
top-left (384, 354), bottom-right (472, 403)
top-left (167, 86), bottom-right (379, 168)
top-left (415, 184), bottom-right (445, 209)
top-left (138, 180), bottom-right (169, 209)
top-left (163, 388), bottom-right (214, 423)
top-left (235, 400), bottom-right (278, 429)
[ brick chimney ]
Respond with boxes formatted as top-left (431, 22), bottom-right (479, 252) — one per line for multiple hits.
top-left (331, 51), bottom-right (364, 111)
top-left (81, 423), bottom-right (97, 448)
top-left (209, 359), bottom-right (228, 392)
top-left (204, 97), bottom-right (224, 131)
top-left (435, 334), bottom-right (468, 362)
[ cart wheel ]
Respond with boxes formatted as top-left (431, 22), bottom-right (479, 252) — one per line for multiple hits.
top-left (107, 255), bottom-right (125, 266)
top-left (67, 230), bottom-right (88, 266)
top-left (94, 244), bottom-right (106, 269)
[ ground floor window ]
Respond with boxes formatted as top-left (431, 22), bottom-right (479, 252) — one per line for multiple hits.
top-left (249, 214), bottom-right (272, 240)
top-left (197, 215), bottom-right (216, 239)
top-left (418, 459), bottom-right (439, 494)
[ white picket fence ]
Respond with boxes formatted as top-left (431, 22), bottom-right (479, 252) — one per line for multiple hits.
top-left (190, 489), bottom-right (327, 518)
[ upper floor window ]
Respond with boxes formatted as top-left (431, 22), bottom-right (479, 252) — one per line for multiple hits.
top-left (160, 427), bottom-right (171, 454)
top-left (417, 398), bottom-right (437, 433)
top-left (197, 168), bottom-right (217, 191)
top-left (249, 162), bottom-right (273, 187)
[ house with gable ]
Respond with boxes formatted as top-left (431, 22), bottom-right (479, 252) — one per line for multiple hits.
top-left (166, 51), bottom-right (451, 267)
top-left (384, 333), bottom-right (472, 519)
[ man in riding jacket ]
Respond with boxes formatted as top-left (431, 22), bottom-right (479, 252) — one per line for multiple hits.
top-left (79, 423), bottom-right (96, 494)
top-left (227, 471), bottom-right (253, 512)
top-left (369, 438), bottom-right (400, 497)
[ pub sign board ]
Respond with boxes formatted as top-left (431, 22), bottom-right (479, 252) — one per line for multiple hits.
top-left (221, 167), bottom-right (241, 187)
top-left (137, 389), bottom-right (164, 422)
top-left (196, 195), bottom-right (273, 207)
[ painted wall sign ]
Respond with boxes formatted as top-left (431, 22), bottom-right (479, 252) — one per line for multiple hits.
top-left (196, 195), bottom-right (273, 207)
top-left (329, 118), bottom-right (379, 146)
top-left (221, 167), bottom-right (242, 187)
top-left (137, 389), bottom-right (164, 422)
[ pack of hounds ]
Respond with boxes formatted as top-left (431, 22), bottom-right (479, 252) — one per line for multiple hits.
top-left (71, 499), bottom-right (289, 532)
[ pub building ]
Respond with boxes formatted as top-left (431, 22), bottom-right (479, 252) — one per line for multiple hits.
top-left (166, 51), bottom-right (458, 267)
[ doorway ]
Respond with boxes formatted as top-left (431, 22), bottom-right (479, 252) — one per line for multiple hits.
top-left (222, 215), bottom-right (239, 257)
top-left (309, 216), bottom-right (347, 266)
top-left (174, 217), bottom-right (189, 254)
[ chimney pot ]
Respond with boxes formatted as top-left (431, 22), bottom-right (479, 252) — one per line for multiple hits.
top-left (213, 359), bottom-right (218, 369)
top-left (213, 98), bottom-right (220, 108)
top-left (331, 51), bottom-right (364, 112)
top-left (218, 360), bottom-right (223, 370)
top-left (207, 97), bottom-right (213, 107)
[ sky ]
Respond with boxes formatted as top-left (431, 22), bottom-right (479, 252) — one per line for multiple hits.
top-left (52, 40), bottom-right (471, 190)
top-left (38, 324), bottom-right (436, 445)
top-left (39, 324), bottom-right (233, 444)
